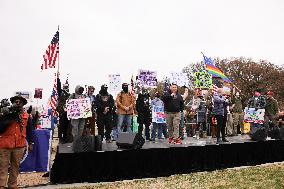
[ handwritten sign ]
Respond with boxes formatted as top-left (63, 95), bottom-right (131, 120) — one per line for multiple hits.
top-left (152, 106), bottom-right (166, 123)
top-left (67, 98), bottom-right (92, 119)
top-left (194, 71), bottom-right (212, 89)
top-left (109, 74), bottom-right (122, 93)
top-left (138, 69), bottom-right (157, 88)
top-left (244, 107), bottom-right (265, 124)
top-left (169, 72), bottom-right (189, 87)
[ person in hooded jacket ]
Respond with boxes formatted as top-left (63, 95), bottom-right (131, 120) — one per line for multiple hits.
top-left (68, 85), bottom-right (86, 151)
top-left (114, 83), bottom-right (135, 140)
top-left (136, 88), bottom-right (152, 140)
top-left (56, 83), bottom-right (70, 143)
top-left (95, 84), bottom-right (114, 143)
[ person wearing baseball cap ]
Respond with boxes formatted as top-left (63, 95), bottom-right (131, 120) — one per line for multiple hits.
top-left (265, 90), bottom-right (279, 126)
top-left (0, 95), bottom-right (33, 189)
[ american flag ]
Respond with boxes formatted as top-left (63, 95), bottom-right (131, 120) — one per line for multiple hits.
top-left (41, 30), bottom-right (59, 70)
top-left (130, 75), bottom-right (135, 96)
top-left (49, 73), bottom-right (59, 117)
top-left (212, 84), bottom-right (218, 95)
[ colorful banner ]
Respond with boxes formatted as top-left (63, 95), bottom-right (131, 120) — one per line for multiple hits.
top-left (20, 129), bottom-right (52, 172)
top-left (169, 72), bottom-right (189, 87)
top-left (244, 107), bottom-right (265, 124)
top-left (152, 105), bottom-right (166, 123)
top-left (67, 98), bottom-right (92, 119)
top-left (194, 71), bottom-right (212, 89)
top-left (138, 69), bottom-right (157, 88)
top-left (109, 74), bottom-right (122, 93)
top-left (34, 88), bottom-right (43, 99)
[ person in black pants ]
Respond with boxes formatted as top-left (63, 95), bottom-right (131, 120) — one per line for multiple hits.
top-left (95, 84), bottom-right (115, 143)
top-left (212, 88), bottom-right (229, 143)
top-left (136, 89), bottom-right (152, 140)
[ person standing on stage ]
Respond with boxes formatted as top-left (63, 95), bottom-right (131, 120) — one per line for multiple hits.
top-left (0, 95), bottom-right (34, 189)
top-left (162, 83), bottom-right (184, 144)
top-left (136, 88), bottom-right (152, 140)
top-left (213, 88), bottom-right (229, 143)
top-left (151, 92), bottom-right (168, 141)
top-left (86, 86), bottom-right (97, 135)
top-left (114, 83), bottom-right (135, 140)
top-left (231, 92), bottom-right (244, 135)
top-left (95, 84), bottom-right (114, 143)
top-left (56, 83), bottom-right (71, 143)
top-left (265, 91), bottom-right (279, 127)
top-left (68, 85), bottom-right (87, 151)
top-left (247, 88), bottom-right (267, 137)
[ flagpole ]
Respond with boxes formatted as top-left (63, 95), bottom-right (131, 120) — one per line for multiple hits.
top-left (57, 25), bottom-right (60, 76)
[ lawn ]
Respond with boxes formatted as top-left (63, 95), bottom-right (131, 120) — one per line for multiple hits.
top-left (62, 163), bottom-right (284, 189)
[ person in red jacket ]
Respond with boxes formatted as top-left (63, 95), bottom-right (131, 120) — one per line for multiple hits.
top-left (0, 95), bottom-right (33, 189)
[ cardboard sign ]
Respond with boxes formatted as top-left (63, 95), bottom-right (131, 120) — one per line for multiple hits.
top-left (138, 69), bottom-right (157, 88)
top-left (152, 105), bottom-right (166, 123)
top-left (244, 107), bottom-right (265, 124)
top-left (194, 71), bottom-right (212, 89)
top-left (67, 98), bottom-right (92, 119)
top-left (109, 74), bottom-right (122, 93)
top-left (34, 88), bottom-right (43, 99)
top-left (169, 72), bottom-right (189, 87)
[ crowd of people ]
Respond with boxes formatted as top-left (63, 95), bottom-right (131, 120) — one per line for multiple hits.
top-left (0, 82), bottom-right (282, 188)
top-left (54, 82), bottom-right (281, 149)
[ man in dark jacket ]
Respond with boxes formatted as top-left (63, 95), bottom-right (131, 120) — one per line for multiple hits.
top-left (162, 83), bottom-right (184, 144)
top-left (96, 84), bottom-right (114, 142)
top-left (265, 91), bottom-right (279, 126)
top-left (136, 89), bottom-right (152, 140)
top-left (56, 83), bottom-right (70, 143)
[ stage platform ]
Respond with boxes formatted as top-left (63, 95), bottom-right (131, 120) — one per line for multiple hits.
top-left (50, 135), bottom-right (284, 183)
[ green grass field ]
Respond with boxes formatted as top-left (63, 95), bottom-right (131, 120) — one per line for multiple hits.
top-left (63, 163), bottom-right (284, 189)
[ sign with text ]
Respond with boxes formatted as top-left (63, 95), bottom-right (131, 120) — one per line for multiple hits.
top-left (109, 74), bottom-right (122, 93)
top-left (152, 105), bottom-right (166, 123)
top-left (67, 98), bottom-right (92, 119)
top-left (138, 69), bottom-right (157, 88)
top-left (194, 71), bottom-right (212, 89)
top-left (169, 72), bottom-right (189, 87)
top-left (244, 107), bottom-right (265, 124)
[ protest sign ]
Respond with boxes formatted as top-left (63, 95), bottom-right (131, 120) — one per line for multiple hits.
top-left (67, 98), bottom-right (92, 119)
top-left (109, 74), bottom-right (122, 93)
top-left (169, 72), bottom-right (189, 87)
top-left (34, 88), bottom-right (43, 99)
top-left (194, 71), bottom-right (212, 89)
top-left (15, 91), bottom-right (30, 99)
top-left (244, 107), bottom-right (265, 124)
top-left (152, 105), bottom-right (166, 123)
top-left (138, 69), bottom-right (157, 88)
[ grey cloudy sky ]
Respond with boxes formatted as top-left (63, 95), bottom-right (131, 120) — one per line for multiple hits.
top-left (0, 0), bottom-right (283, 104)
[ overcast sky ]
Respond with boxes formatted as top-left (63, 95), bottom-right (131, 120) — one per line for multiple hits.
top-left (0, 0), bottom-right (283, 105)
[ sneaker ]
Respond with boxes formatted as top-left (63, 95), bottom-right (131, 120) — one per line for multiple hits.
top-left (216, 138), bottom-right (222, 143)
top-left (222, 138), bottom-right (229, 142)
top-left (175, 138), bottom-right (182, 144)
top-left (168, 137), bottom-right (174, 144)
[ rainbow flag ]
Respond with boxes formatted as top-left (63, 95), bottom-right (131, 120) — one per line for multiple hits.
top-left (203, 54), bottom-right (231, 83)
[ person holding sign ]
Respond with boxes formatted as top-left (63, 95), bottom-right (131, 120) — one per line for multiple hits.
top-left (151, 92), bottom-right (168, 141)
top-left (162, 83), bottom-right (184, 144)
top-left (95, 85), bottom-right (114, 143)
top-left (68, 85), bottom-right (87, 151)
top-left (114, 83), bottom-right (135, 140)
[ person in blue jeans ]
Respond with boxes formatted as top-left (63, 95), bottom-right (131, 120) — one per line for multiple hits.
top-left (151, 92), bottom-right (168, 141)
top-left (113, 83), bottom-right (135, 140)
